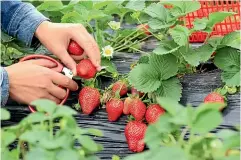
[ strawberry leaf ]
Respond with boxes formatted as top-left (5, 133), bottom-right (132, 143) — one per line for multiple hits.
top-left (207, 12), bottom-right (236, 29)
top-left (219, 31), bottom-right (240, 50)
top-left (193, 18), bottom-right (208, 30)
top-left (144, 3), bottom-right (171, 22)
top-left (161, 1), bottom-right (201, 17)
top-left (125, 0), bottom-right (145, 11)
top-left (128, 54), bottom-right (178, 93)
top-left (169, 25), bottom-right (189, 46)
top-left (61, 11), bottom-right (86, 24)
top-left (154, 40), bottom-right (180, 55)
top-left (148, 18), bottom-right (175, 30)
top-left (155, 77), bottom-right (182, 101)
top-left (214, 47), bottom-right (240, 86)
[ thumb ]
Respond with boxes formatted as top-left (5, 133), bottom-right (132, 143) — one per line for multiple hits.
top-left (55, 47), bottom-right (77, 76)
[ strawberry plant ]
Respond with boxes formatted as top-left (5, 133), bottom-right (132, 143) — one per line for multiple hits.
top-left (124, 97), bottom-right (240, 160)
top-left (1, 99), bottom-right (103, 160)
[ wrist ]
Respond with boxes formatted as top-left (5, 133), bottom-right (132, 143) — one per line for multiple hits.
top-left (35, 21), bottom-right (52, 39)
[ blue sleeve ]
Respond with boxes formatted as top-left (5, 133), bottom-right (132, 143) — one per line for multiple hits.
top-left (0, 67), bottom-right (9, 106)
top-left (1, 0), bottom-right (49, 47)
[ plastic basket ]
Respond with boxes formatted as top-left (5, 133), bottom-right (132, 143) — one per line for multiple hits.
top-left (186, 0), bottom-right (240, 42)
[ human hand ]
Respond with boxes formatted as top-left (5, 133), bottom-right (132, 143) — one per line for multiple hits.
top-left (5, 59), bottom-right (78, 104)
top-left (35, 21), bottom-right (101, 75)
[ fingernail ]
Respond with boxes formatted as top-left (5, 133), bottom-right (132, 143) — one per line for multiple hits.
top-left (76, 85), bottom-right (79, 91)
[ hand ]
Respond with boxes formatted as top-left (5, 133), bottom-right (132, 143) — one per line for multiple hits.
top-left (5, 59), bottom-right (78, 104)
top-left (35, 21), bottom-right (101, 75)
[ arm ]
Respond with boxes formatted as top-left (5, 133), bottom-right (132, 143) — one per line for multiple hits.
top-left (1, 0), bottom-right (49, 47)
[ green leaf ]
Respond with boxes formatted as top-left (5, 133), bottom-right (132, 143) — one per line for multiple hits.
top-left (137, 55), bottom-right (149, 64)
top-left (101, 58), bottom-right (118, 74)
top-left (19, 130), bottom-right (49, 144)
top-left (56, 149), bottom-right (79, 160)
top-left (219, 31), bottom-right (240, 50)
top-left (207, 12), bottom-right (236, 28)
top-left (144, 3), bottom-right (171, 22)
top-left (169, 25), bottom-right (189, 46)
top-left (112, 155), bottom-right (120, 160)
top-left (128, 54), bottom-right (178, 93)
top-left (87, 128), bottom-right (103, 137)
top-left (93, 1), bottom-right (113, 10)
top-left (25, 147), bottom-right (55, 160)
top-left (88, 10), bottom-right (108, 21)
top-left (154, 40), bottom-right (180, 55)
top-left (161, 1), bottom-right (201, 17)
top-left (155, 77), bottom-right (182, 101)
top-left (24, 112), bottom-right (47, 123)
top-left (61, 11), bottom-right (86, 23)
top-left (1, 108), bottom-right (10, 120)
top-left (78, 135), bottom-right (99, 152)
top-left (1, 31), bottom-right (14, 42)
top-left (207, 36), bottom-right (223, 48)
top-left (52, 105), bottom-right (77, 118)
top-left (193, 18), bottom-right (208, 30)
top-left (214, 47), bottom-right (240, 86)
top-left (1, 130), bottom-right (16, 147)
top-left (156, 97), bottom-right (184, 116)
top-left (144, 124), bottom-right (162, 149)
top-left (31, 99), bottom-right (57, 115)
top-left (148, 18), bottom-right (175, 30)
top-left (125, 0), bottom-right (145, 11)
top-left (37, 1), bottom-right (63, 11)
top-left (192, 109), bottom-right (222, 134)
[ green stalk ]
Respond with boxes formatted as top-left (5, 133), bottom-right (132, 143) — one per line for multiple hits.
top-left (113, 29), bottom-right (139, 47)
top-left (49, 119), bottom-right (54, 139)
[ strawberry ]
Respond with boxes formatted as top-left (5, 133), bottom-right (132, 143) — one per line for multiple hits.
top-left (137, 24), bottom-right (151, 35)
top-left (131, 87), bottom-right (144, 97)
top-left (204, 92), bottom-right (225, 110)
top-left (129, 98), bottom-right (146, 121)
top-left (79, 86), bottom-right (100, 115)
top-left (145, 104), bottom-right (165, 124)
top-left (68, 40), bottom-right (84, 55)
top-left (123, 97), bottom-right (133, 115)
top-left (112, 81), bottom-right (128, 97)
top-left (76, 59), bottom-right (97, 79)
top-left (125, 121), bottom-right (147, 152)
top-left (106, 98), bottom-right (124, 122)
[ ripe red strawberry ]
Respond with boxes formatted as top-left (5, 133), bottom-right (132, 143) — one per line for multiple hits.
top-left (129, 99), bottom-right (146, 121)
top-left (106, 98), bottom-right (124, 122)
top-left (68, 40), bottom-right (84, 55)
top-left (76, 59), bottom-right (97, 79)
top-left (125, 121), bottom-right (147, 152)
top-left (137, 24), bottom-right (151, 35)
top-left (123, 97), bottom-right (133, 115)
top-left (145, 104), bottom-right (165, 124)
top-left (112, 81), bottom-right (128, 97)
top-left (131, 87), bottom-right (144, 97)
top-left (204, 92), bottom-right (225, 110)
top-left (79, 87), bottom-right (100, 115)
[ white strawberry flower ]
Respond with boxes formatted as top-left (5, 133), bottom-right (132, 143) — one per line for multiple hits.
top-left (108, 21), bottom-right (121, 30)
top-left (102, 45), bottom-right (114, 57)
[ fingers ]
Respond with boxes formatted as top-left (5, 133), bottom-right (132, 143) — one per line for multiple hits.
top-left (71, 25), bottom-right (101, 71)
top-left (50, 71), bottom-right (78, 91)
top-left (24, 59), bottom-right (57, 68)
top-left (45, 93), bottom-right (61, 104)
top-left (56, 48), bottom-right (77, 75)
top-left (48, 84), bottom-right (67, 100)
top-left (71, 53), bottom-right (87, 61)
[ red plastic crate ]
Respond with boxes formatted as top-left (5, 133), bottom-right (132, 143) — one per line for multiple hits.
top-left (163, 1), bottom-right (240, 42)
top-left (186, 0), bottom-right (240, 42)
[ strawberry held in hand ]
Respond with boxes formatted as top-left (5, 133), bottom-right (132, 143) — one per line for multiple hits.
top-left (129, 98), bottom-right (146, 121)
top-left (125, 121), bottom-right (147, 152)
top-left (204, 92), bottom-right (226, 110)
top-left (112, 80), bottom-right (128, 97)
top-left (79, 86), bottom-right (100, 115)
top-left (76, 59), bottom-right (97, 79)
top-left (68, 40), bottom-right (84, 55)
top-left (106, 98), bottom-right (124, 121)
top-left (145, 104), bottom-right (165, 124)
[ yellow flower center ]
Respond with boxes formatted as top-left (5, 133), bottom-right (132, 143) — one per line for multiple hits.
top-left (105, 49), bottom-right (112, 55)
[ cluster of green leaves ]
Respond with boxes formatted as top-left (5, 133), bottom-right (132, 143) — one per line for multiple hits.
top-left (128, 1), bottom-right (240, 101)
top-left (1, 99), bottom-right (103, 160)
top-left (1, 32), bottom-right (34, 66)
top-left (124, 97), bottom-right (240, 160)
